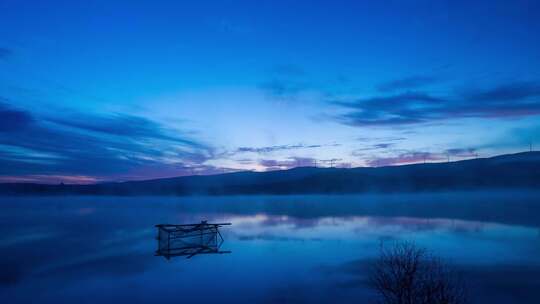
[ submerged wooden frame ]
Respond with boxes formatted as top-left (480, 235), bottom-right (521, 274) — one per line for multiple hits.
top-left (155, 221), bottom-right (231, 259)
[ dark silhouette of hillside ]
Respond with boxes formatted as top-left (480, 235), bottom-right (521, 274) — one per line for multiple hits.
top-left (1, 152), bottom-right (539, 196)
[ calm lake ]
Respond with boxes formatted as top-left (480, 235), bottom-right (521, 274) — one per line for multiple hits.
top-left (1, 192), bottom-right (540, 303)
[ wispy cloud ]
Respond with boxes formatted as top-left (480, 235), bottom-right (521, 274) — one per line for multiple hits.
top-left (49, 113), bottom-right (200, 147)
top-left (465, 81), bottom-right (540, 102)
top-left (356, 136), bottom-right (407, 142)
top-left (365, 147), bottom-right (478, 167)
top-left (259, 157), bottom-right (317, 170)
top-left (258, 79), bottom-right (310, 100)
top-left (0, 103), bottom-right (222, 182)
top-left (332, 81), bottom-right (540, 127)
top-left (236, 143), bottom-right (337, 154)
top-left (0, 102), bottom-right (34, 132)
top-left (355, 143), bottom-right (395, 151)
top-left (366, 152), bottom-right (445, 167)
top-left (445, 148), bottom-right (477, 157)
top-left (351, 143), bottom-right (395, 156)
top-left (333, 92), bottom-right (445, 126)
top-left (258, 64), bottom-right (312, 100)
top-left (258, 157), bottom-right (353, 170)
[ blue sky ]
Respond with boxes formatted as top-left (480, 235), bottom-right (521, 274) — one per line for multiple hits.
top-left (1, 0), bottom-right (540, 183)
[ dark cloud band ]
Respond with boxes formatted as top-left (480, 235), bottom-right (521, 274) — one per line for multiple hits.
top-left (332, 81), bottom-right (540, 127)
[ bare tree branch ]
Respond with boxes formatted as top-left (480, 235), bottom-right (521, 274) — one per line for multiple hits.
top-left (369, 241), bottom-right (467, 304)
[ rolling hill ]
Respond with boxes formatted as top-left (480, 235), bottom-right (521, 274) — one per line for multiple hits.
top-left (1, 152), bottom-right (539, 196)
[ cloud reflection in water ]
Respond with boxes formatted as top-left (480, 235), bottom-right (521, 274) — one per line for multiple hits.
top-left (1, 195), bottom-right (540, 304)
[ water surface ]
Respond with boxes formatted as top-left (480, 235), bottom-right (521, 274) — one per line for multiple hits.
top-left (1, 192), bottom-right (539, 303)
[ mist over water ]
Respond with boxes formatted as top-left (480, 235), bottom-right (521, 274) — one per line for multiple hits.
top-left (1, 192), bottom-right (540, 303)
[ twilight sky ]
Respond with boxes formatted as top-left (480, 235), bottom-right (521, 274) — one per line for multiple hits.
top-left (1, 0), bottom-right (540, 183)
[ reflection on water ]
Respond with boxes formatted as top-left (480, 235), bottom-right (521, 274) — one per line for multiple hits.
top-left (1, 192), bottom-right (540, 303)
top-left (155, 222), bottom-right (231, 259)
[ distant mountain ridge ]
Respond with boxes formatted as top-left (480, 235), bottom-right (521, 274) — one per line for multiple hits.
top-left (1, 152), bottom-right (539, 196)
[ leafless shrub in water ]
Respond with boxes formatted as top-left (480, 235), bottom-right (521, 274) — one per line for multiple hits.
top-left (370, 241), bottom-right (467, 304)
